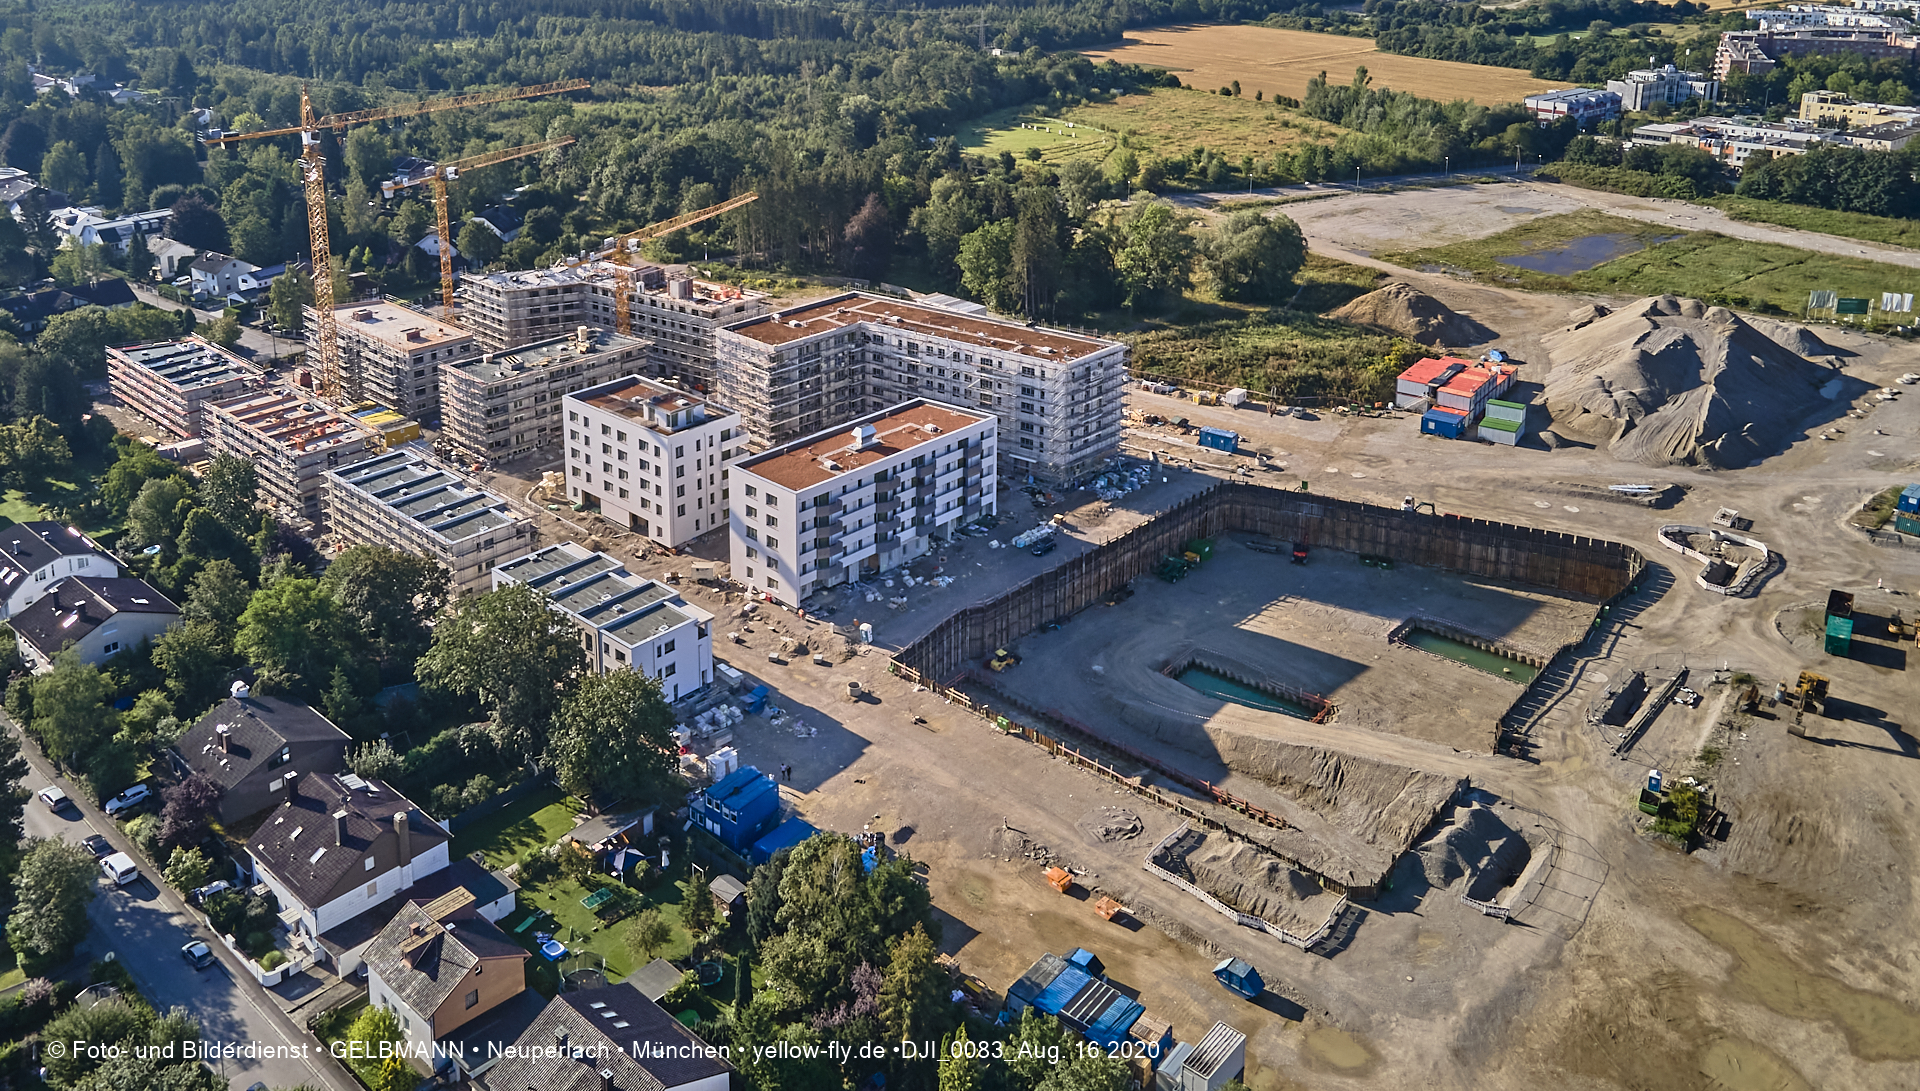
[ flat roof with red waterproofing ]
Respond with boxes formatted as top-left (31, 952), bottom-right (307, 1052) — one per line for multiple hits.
top-left (1398, 356), bottom-right (1473, 385)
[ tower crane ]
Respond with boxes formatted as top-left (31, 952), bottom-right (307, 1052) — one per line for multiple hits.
top-left (379, 137), bottom-right (577, 321)
top-left (202, 79), bottom-right (590, 398)
top-left (582, 192), bottom-right (760, 337)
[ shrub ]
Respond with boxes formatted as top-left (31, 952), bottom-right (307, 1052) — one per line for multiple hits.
top-left (259, 950), bottom-right (285, 970)
top-left (123, 813), bottom-right (161, 862)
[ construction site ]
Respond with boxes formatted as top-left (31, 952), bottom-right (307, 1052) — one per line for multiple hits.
top-left (659, 180), bottom-right (1920, 1090)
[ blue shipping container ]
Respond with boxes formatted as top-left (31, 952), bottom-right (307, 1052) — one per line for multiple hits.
top-left (1196, 427), bottom-right (1239, 453)
top-left (1899, 483), bottom-right (1920, 514)
top-left (1421, 408), bottom-right (1468, 439)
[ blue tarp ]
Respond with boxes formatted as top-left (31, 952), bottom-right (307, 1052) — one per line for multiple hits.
top-left (750, 816), bottom-right (820, 864)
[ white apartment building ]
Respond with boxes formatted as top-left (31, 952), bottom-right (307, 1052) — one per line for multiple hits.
top-left (460, 264), bottom-right (767, 386)
top-left (716, 292), bottom-right (1124, 482)
top-left (492, 542), bottom-right (714, 699)
top-left (320, 301), bottom-right (479, 421)
top-left (1606, 64), bottom-right (1719, 111)
top-left (205, 387), bottom-right (383, 524)
top-left (106, 337), bottom-right (260, 438)
top-left (563, 375), bottom-right (743, 548)
top-left (324, 450), bottom-right (536, 595)
top-left (728, 399), bottom-right (996, 608)
top-left (438, 326), bottom-right (650, 463)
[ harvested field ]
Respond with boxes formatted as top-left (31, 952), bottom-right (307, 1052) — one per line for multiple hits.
top-left (1082, 24), bottom-right (1568, 106)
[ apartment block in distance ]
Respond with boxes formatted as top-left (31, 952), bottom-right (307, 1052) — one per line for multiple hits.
top-left (729, 399), bottom-right (995, 608)
top-left (206, 388), bottom-right (383, 524)
top-left (460, 264), bottom-right (767, 385)
top-left (716, 292), bottom-right (1124, 482)
top-left (439, 325), bottom-right (650, 463)
top-left (106, 337), bottom-right (260, 438)
top-left (319, 301), bottom-right (478, 420)
top-left (324, 449), bottom-right (536, 595)
top-left (493, 541), bottom-right (714, 698)
top-left (563, 375), bottom-right (743, 548)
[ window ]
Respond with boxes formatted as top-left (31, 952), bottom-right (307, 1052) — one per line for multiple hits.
top-left (465, 989), bottom-right (480, 1010)
top-left (101, 641), bottom-right (120, 655)
top-left (676, 485), bottom-right (686, 497)
top-left (746, 547), bottom-right (759, 560)
top-left (601, 424), bottom-right (611, 435)
top-left (616, 430), bottom-right (626, 442)
top-left (767, 538), bottom-right (779, 551)
top-left (618, 488), bottom-right (629, 499)
top-left (745, 485), bottom-right (757, 498)
top-left (766, 576), bottom-right (779, 590)
top-left (745, 505), bottom-right (757, 518)
top-left (661, 639), bottom-right (676, 654)
top-left (367, 881), bottom-right (379, 897)
top-left (677, 504), bottom-right (686, 516)
top-left (568, 410), bottom-right (578, 422)
top-left (676, 465), bottom-right (685, 478)
top-left (365, 856), bottom-right (376, 870)
top-left (765, 515), bottom-right (778, 528)
top-left (268, 745), bottom-right (291, 770)
top-left (601, 443), bottom-right (611, 455)
top-left (614, 649), bottom-right (627, 662)
top-left (746, 528), bottom-right (759, 541)
top-left (675, 445), bottom-right (685, 458)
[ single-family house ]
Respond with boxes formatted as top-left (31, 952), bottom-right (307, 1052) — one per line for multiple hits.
top-left (190, 252), bottom-right (258, 299)
top-left (73, 209), bottom-right (172, 257)
top-left (12, 576), bottom-right (180, 672)
top-left (0, 289), bottom-right (79, 333)
top-left (0, 521), bottom-right (120, 619)
top-left (238, 263), bottom-right (287, 296)
top-left (414, 231), bottom-right (457, 259)
top-left (469, 205), bottom-right (523, 243)
top-left (245, 771), bottom-right (452, 951)
top-left (171, 692), bottom-right (352, 824)
top-left (69, 277), bottom-right (137, 310)
top-left (150, 237), bottom-right (199, 280)
top-left (316, 855), bottom-right (519, 976)
top-left (474, 981), bottom-right (733, 1091)
top-left (364, 892), bottom-right (530, 1061)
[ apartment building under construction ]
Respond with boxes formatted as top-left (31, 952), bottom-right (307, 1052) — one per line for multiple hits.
top-left (317, 301), bottom-right (478, 420)
top-left (106, 337), bottom-right (260, 438)
top-left (205, 387), bottom-right (383, 524)
top-left (324, 449), bottom-right (536, 594)
top-left (438, 326), bottom-right (651, 463)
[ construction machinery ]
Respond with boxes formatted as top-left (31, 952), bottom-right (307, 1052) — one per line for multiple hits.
top-left (202, 79), bottom-right (590, 398)
top-left (578, 192), bottom-right (761, 337)
top-left (987, 647), bottom-right (1022, 672)
top-left (380, 138), bottom-right (577, 320)
top-left (1784, 670), bottom-right (1829, 736)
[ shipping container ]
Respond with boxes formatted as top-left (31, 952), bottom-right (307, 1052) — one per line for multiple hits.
top-left (1483, 399), bottom-right (1528, 423)
top-left (1421, 407), bottom-right (1469, 439)
top-left (1182, 538), bottom-right (1214, 562)
top-left (1196, 427), bottom-right (1240, 453)
top-left (1222, 388), bottom-right (1250, 407)
top-left (1826, 616), bottom-right (1854, 657)
top-left (1897, 483), bottom-right (1920, 514)
top-left (1478, 417), bottom-right (1521, 445)
top-left (1826, 589), bottom-right (1855, 621)
top-left (1896, 513), bottom-right (1920, 536)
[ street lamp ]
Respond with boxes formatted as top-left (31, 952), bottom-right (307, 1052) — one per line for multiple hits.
top-left (1445, 155), bottom-right (1450, 177)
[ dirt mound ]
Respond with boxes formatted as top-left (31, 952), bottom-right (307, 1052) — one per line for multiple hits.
top-left (1747, 315), bottom-right (1838, 359)
top-left (1564, 302), bottom-right (1611, 330)
top-left (1541, 294), bottom-right (1834, 468)
top-left (1078, 807), bottom-right (1143, 844)
top-left (1183, 836), bottom-right (1342, 933)
top-left (1419, 804), bottom-right (1532, 901)
top-left (1327, 281), bottom-right (1497, 346)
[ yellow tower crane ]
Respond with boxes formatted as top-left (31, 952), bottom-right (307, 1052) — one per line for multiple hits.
top-left (584, 192), bottom-right (761, 337)
top-left (202, 79), bottom-right (590, 398)
top-left (379, 137), bottom-right (577, 320)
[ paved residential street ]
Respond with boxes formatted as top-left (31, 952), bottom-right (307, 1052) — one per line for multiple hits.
top-left (10, 717), bottom-right (354, 1091)
top-left (127, 283), bottom-right (298, 364)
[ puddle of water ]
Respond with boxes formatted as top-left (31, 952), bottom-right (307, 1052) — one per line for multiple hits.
top-left (1400, 629), bottom-right (1540, 683)
top-left (1496, 232), bottom-right (1679, 275)
top-left (1176, 665), bottom-right (1313, 719)
top-left (1685, 906), bottom-right (1920, 1062)
top-left (1497, 205), bottom-right (1542, 215)
top-left (1698, 1038), bottom-right (1810, 1091)
top-left (1300, 1023), bottom-right (1373, 1071)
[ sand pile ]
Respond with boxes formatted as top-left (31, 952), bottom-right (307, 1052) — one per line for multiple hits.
top-left (1541, 295), bottom-right (1835, 468)
top-left (1327, 281), bottom-right (1496, 346)
top-left (1182, 836), bottom-right (1341, 932)
top-left (1419, 805), bottom-right (1532, 901)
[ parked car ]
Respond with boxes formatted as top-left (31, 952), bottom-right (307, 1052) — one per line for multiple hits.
top-left (180, 941), bottom-right (216, 970)
top-left (99, 852), bottom-right (139, 888)
top-left (102, 784), bottom-right (152, 817)
top-left (81, 835), bottom-right (112, 859)
top-left (189, 880), bottom-right (231, 907)
top-left (1031, 538), bottom-right (1057, 556)
top-left (36, 785), bottom-right (75, 813)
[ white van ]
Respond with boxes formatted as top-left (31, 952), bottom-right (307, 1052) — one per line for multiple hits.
top-left (100, 852), bottom-right (140, 888)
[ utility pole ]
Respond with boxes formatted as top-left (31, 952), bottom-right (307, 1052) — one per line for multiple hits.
top-left (968, 20), bottom-right (989, 49)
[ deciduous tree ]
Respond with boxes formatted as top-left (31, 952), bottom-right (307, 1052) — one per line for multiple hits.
top-left (233, 577), bottom-right (353, 698)
top-left (319, 545), bottom-right (449, 672)
top-left (625, 907), bottom-right (673, 964)
top-left (415, 582), bottom-right (584, 761)
top-left (26, 650), bottom-right (115, 769)
top-left (158, 773), bottom-right (221, 850)
top-left (1201, 210), bottom-right (1305, 303)
top-left (6, 838), bottom-right (97, 967)
top-left (197, 453), bottom-right (259, 532)
top-left (550, 668), bottom-right (676, 802)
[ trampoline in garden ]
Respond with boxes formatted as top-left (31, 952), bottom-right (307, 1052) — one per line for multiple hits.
top-left (696, 961), bottom-right (724, 986)
top-left (564, 968), bottom-right (608, 991)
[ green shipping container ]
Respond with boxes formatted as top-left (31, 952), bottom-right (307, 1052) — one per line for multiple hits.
top-left (1182, 538), bottom-right (1214, 562)
top-left (1895, 513), bottom-right (1920, 536)
top-left (1826, 616), bottom-right (1854, 657)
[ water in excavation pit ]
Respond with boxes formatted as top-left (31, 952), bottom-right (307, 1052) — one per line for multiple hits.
top-left (1175, 665), bottom-right (1314, 719)
top-left (1299, 1022), bottom-right (1374, 1073)
top-left (1399, 630), bottom-right (1540, 683)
